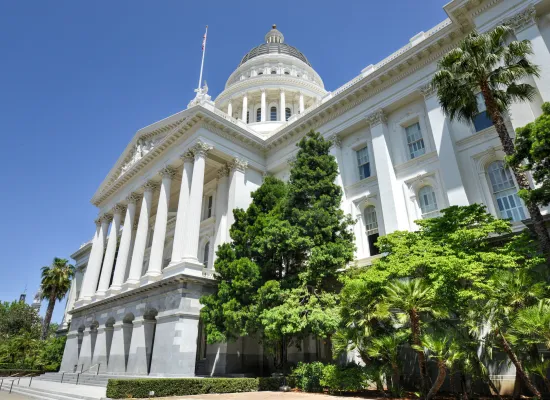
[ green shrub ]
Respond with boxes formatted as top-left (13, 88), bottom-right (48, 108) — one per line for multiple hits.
top-left (106, 378), bottom-right (260, 398)
top-left (321, 363), bottom-right (367, 393)
top-left (291, 361), bottom-right (325, 392)
top-left (0, 369), bottom-right (43, 377)
top-left (258, 377), bottom-right (283, 391)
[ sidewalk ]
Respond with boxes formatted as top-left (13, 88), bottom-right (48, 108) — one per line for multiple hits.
top-left (7, 377), bottom-right (106, 399)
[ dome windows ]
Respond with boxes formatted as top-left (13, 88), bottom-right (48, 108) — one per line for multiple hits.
top-left (270, 106), bottom-right (277, 121)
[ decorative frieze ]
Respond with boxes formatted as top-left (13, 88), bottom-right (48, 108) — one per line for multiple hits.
top-left (365, 110), bottom-right (387, 127)
top-left (506, 6), bottom-right (536, 32)
top-left (230, 157), bottom-right (248, 172)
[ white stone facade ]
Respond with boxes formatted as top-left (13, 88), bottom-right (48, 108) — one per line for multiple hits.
top-left (61, 0), bottom-right (550, 383)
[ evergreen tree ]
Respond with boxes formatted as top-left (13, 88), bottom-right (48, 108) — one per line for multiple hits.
top-left (200, 131), bottom-right (355, 369)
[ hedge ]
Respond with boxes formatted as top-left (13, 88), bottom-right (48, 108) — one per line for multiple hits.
top-left (107, 377), bottom-right (278, 398)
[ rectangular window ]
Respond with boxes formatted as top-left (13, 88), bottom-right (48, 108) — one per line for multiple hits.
top-left (356, 146), bottom-right (371, 180)
top-left (207, 195), bottom-right (213, 218)
top-left (472, 93), bottom-right (494, 132)
top-left (405, 122), bottom-right (425, 159)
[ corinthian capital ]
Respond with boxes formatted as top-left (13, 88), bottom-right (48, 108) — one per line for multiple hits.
top-left (159, 166), bottom-right (176, 179)
top-left (180, 150), bottom-right (194, 163)
top-left (112, 204), bottom-right (127, 216)
top-left (126, 192), bottom-right (142, 204)
top-left (142, 181), bottom-right (160, 193)
top-left (506, 5), bottom-right (536, 32)
top-left (365, 110), bottom-right (387, 127)
top-left (100, 213), bottom-right (113, 224)
top-left (192, 141), bottom-right (213, 159)
top-left (230, 157), bottom-right (248, 172)
top-left (329, 134), bottom-right (342, 148)
top-left (217, 165), bottom-right (230, 179)
top-left (420, 83), bottom-right (436, 98)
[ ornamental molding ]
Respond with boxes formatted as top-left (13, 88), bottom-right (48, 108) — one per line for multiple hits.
top-left (192, 141), bottom-right (213, 158)
top-left (505, 5), bottom-right (536, 32)
top-left (365, 110), bottom-right (387, 127)
top-left (100, 213), bottom-right (113, 224)
top-left (94, 218), bottom-right (101, 227)
top-left (159, 166), bottom-right (177, 179)
top-left (230, 157), bottom-right (248, 172)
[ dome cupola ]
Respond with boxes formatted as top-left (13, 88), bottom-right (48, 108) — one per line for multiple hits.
top-left (265, 24), bottom-right (284, 43)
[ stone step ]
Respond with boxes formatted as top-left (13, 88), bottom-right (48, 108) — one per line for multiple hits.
top-left (0, 383), bottom-right (100, 400)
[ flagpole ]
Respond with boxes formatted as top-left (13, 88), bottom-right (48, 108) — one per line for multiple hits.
top-left (198, 25), bottom-right (208, 90)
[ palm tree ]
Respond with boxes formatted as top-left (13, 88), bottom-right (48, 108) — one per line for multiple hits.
top-left (367, 331), bottom-right (408, 396)
top-left (40, 258), bottom-right (75, 340)
top-left (416, 334), bottom-right (464, 400)
top-left (476, 270), bottom-right (545, 397)
top-left (512, 300), bottom-right (550, 349)
top-left (432, 25), bottom-right (550, 266)
top-left (384, 278), bottom-right (447, 396)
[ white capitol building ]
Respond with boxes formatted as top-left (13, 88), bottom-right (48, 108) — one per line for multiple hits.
top-left (59, 0), bottom-right (550, 380)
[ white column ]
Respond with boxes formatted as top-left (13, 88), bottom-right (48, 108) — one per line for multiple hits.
top-left (143, 166), bottom-right (176, 283)
top-left (328, 134), bottom-right (347, 212)
top-left (169, 152), bottom-right (194, 266)
top-left (182, 142), bottom-right (212, 263)
top-left (299, 92), bottom-right (305, 113)
top-left (213, 166), bottom-right (230, 265)
top-left (226, 158), bottom-right (248, 237)
top-left (260, 89), bottom-right (266, 122)
top-left (279, 89), bottom-right (286, 121)
top-left (76, 216), bottom-right (110, 305)
top-left (367, 110), bottom-right (409, 233)
top-left (421, 85), bottom-right (469, 207)
top-left (509, 6), bottom-right (550, 102)
top-left (110, 193), bottom-right (140, 293)
top-left (227, 100), bottom-right (233, 117)
top-left (96, 206), bottom-right (125, 298)
top-left (125, 182), bottom-right (158, 288)
top-left (242, 93), bottom-right (248, 122)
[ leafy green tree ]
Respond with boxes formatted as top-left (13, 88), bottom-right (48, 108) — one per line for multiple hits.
top-left (511, 300), bottom-right (550, 349)
top-left (509, 102), bottom-right (550, 209)
top-left (40, 258), bottom-right (75, 340)
top-left (432, 25), bottom-right (550, 265)
top-left (0, 301), bottom-right (41, 340)
top-left (201, 131), bottom-right (355, 369)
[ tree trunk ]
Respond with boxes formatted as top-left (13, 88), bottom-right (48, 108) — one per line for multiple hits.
top-left (41, 294), bottom-right (56, 340)
top-left (498, 331), bottom-right (541, 398)
top-left (392, 363), bottom-right (401, 395)
top-left (481, 84), bottom-right (550, 266)
top-left (484, 375), bottom-right (503, 400)
top-left (410, 309), bottom-right (429, 396)
top-left (427, 361), bottom-right (446, 400)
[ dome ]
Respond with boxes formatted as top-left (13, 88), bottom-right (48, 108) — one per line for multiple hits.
top-left (239, 25), bottom-right (312, 67)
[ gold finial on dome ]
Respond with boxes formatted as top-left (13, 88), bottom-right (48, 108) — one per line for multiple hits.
top-left (272, 24), bottom-right (277, 29)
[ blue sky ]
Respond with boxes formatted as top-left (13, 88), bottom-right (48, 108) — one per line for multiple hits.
top-left (0, 0), bottom-right (447, 324)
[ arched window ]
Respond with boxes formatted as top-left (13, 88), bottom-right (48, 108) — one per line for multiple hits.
top-left (418, 186), bottom-right (438, 217)
top-left (364, 206), bottom-right (379, 256)
top-left (257, 71), bottom-right (263, 75)
top-left (256, 108), bottom-right (261, 122)
top-left (203, 242), bottom-right (210, 267)
top-left (270, 106), bottom-right (277, 121)
top-left (487, 160), bottom-right (526, 221)
top-left (284, 71), bottom-right (290, 75)
top-left (271, 69), bottom-right (277, 74)
top-left (246, 111), bottom-right (250, 124)
top-left (285, 107), bottom-right (291, 121)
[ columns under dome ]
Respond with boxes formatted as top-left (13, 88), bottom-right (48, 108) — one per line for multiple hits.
top-left (214, 25), bottom-right (327, 136)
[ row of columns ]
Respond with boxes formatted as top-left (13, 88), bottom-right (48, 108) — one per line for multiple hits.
top-left (76, 141), bottom-right (249, 307)
top-left (227, 90), bottom-right (306, 123)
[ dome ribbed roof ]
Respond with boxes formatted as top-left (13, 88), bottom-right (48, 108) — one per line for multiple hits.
top-left (239, 25), bottom-right (311, 67)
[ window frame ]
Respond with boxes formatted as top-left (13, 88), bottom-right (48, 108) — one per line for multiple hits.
top-left (270, 106), bottom-right (277, 121)
top-left (486, 160), bottom-right (526, 222)
top-left (356, 145), bottom-right (371, 180)
top-left (256, 108), bottom-right (261, 122)
top-left (418, 185), bottom-right (439, 218)
top-left (405, 122), bottom-right (426, 159)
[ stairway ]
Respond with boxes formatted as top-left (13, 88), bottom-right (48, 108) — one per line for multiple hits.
top-left (0, 377), bottom-right (105, 400)
top-left (34, 372), bottom-right (112, 387)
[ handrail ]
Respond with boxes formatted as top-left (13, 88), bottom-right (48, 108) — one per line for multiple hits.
top-left (75, 363), bottom-right (100, 385)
